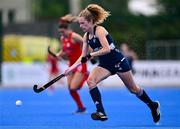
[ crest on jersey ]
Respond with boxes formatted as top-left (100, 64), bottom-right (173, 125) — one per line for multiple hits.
top-left (93, 38), bottom-right (96, 43)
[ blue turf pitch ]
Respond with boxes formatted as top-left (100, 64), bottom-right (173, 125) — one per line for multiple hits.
top-left (0, 86), bottom-right (180, 129)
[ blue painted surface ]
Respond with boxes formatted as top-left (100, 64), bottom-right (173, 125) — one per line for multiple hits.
top-left (0, 87), bottom-right (180, 129)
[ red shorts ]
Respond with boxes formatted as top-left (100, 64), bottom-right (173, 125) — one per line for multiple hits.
top-left (71, 63), bottom-right (87, 73)
top-left (78, 70), bottom-right (89, 89)
top-left (70, 63), bottom-right (88, 89)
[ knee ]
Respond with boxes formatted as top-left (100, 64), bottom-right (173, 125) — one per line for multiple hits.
top-left (68, 81), bottom-right (80, 91)
top-left (87, 77), bottom-right (97, 89)
top-left (69, 86), bottom-right (79, 91)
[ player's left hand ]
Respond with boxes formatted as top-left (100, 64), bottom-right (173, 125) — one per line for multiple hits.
top-left (90, 58), bottom-right (97, 64)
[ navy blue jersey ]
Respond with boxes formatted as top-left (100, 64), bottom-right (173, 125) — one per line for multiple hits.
top-left (86, 26), bottom-right (131, 74)
top-left (87, 34), bottom-right (124, 64)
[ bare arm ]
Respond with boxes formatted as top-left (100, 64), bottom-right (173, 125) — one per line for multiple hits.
top-left (90, 26), bottom-right (111, 57)
top-left (72, 32), bottom-right (83, 44)
top-left (56, 50), bottom-right (66, 60)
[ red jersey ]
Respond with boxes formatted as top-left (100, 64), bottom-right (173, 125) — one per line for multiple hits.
top-left (61, 32), bottom-right (82, 66)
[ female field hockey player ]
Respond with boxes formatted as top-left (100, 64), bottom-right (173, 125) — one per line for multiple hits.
top-left (64, 4), bottom-right (160, 122)
top-left (47, 52), bottom-right (60, 92)
top-left (120, 43), bottom-right (138, 74)
top-left (56, 14), bottom-right (89, 114)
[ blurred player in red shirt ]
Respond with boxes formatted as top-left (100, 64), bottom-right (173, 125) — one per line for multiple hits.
top-left (47, 52), bottom-right (64, 92)
top-left (56, 14), bottom-right (88, 114)
top-left (47, 53), bottom-right (59, 78)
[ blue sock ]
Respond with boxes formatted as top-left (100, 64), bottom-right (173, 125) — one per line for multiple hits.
top-left (137, 90), bottom-right (153, 108)
top-left (90, 87), bottom-right (105, 113)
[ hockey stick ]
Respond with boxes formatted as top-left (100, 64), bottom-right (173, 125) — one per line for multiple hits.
top-left (33, 63), bottom-right (81, 93)
top-left (33, 74), bottom-right (65, 93)
top-left (48, 46), bottom-right (57, 58)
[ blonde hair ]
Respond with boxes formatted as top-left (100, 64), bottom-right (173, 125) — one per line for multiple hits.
top-left (58, 14), bottom-right (78, 28)
top-left (79, 4), bottom-right (110, 25)
top-left (60, 14), bottom-right (78, 23)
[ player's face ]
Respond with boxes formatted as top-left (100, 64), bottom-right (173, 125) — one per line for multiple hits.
top-left (78, 17), bottom-right (92, 32)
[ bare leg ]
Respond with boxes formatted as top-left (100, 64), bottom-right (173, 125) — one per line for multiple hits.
top-left (87, 66), bottom-right (111, 121)
top-left (68, 72), bottom-right (86, 111)
top-left (117, 71), bottom-right (160, 123)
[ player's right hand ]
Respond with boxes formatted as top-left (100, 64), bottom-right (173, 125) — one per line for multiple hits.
top-left (81, 54), bottom-right (91, 63)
